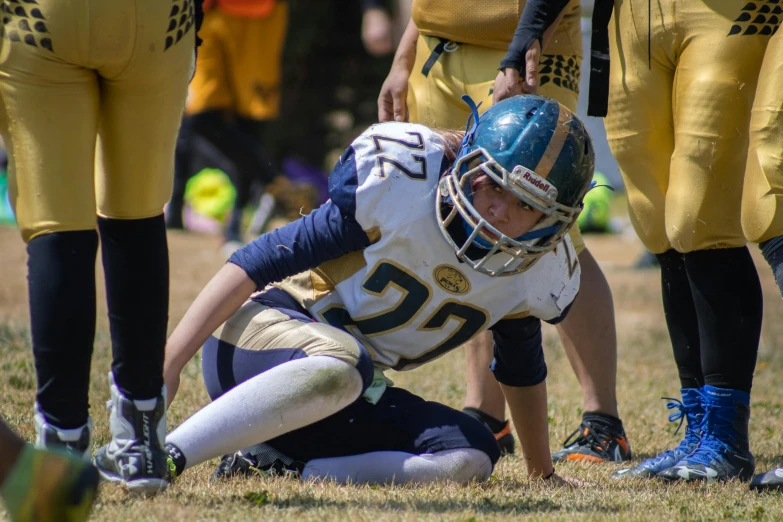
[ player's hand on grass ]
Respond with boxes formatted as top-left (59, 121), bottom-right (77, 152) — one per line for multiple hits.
top-left (546, 473), bottom-right (591, 487)
top-left (378, 65), bottom-right (410, 122)
top-left (493, 39), bottom-right (542, 104)
top-left (362, 8), bottom-right (394, 57)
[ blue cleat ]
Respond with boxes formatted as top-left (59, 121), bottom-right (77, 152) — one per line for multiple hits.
top-left (658, 385), bottom-right (754, 483)
top-left (613, 388), bottom-right (704, 479)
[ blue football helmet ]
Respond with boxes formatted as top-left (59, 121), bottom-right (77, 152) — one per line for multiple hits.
top-left (436, 95), bottom-right (595, 276)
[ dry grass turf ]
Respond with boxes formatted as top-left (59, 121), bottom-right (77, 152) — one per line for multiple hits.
top-left (1, 223), bottom-right (783, 521)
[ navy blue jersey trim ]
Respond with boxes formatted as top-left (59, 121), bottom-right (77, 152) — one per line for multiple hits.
top-left (543, 296), bottom-right (575, 326)
top-left (229, 200), bottom-right (371, 290)
top-left (329, 146), bottom-right (361, 218)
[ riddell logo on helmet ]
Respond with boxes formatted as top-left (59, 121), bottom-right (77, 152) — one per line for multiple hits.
top-left (523, 171), bottom-right (551, 192)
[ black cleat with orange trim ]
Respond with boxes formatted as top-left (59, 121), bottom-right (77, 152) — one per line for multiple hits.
top-left (463, 407), bottom-right (515, 455)
top-left (552, 413), bottom-right (631, 463)
top-left (493, 420), bottom-right (515, 456)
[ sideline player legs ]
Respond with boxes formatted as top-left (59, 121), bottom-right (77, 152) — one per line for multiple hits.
top-left (377, 0), bottom-right (628, 463)
top-left (0, 0), bottom-right (197, 493)
top-left (744, 22), bottom-right (783, 493)
top-left (599, 0), bottom-right (768, 481)
top-left (162, 96), bottom-right (594, 485)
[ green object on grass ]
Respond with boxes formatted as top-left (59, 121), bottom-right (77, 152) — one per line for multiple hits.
top-left (577, 171), bottom-right (613, 233)
top-left (184, 168), bottom-right (237, 222)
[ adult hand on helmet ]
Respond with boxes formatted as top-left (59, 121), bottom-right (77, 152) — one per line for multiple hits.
top-left (493, 39), bottom-right (541, 104)
top-left (378, 64), bottom-right (410, 122)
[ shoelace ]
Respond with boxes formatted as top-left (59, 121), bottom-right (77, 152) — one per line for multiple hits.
top-left (682, 398), bottom-right (736, 466)
top-left (640, 398), bottom-right (701, 464)
top-left (562, 420), bottom-right (617, 455)
top-left (663, 397), bottom-right (702, 446)
top-left (662, 397), bottom-right (687, 435)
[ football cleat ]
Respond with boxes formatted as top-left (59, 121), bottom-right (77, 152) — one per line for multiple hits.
top-left (613, 388), bottom-right (703, 479)
top-left (93, 373), bottom-right (170, 494)
top-left (211, 443), bottom-right (304, 481)
top-left (552, 418), bottom-right (631, 463)
top-left (34, 403), bottom-right (93, 460)
top-left (2, 444), bottom-right (99, 522)
top-left (494, 420), bottom-right (516, 456)
top-left (462, 408), bottom-right (515, 455)
top-left (658, 386), bottom-right (754, 483)
top-left (750, 468), bottom-right (783, 492)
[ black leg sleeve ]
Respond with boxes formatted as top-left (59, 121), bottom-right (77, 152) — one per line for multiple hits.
top-left (98, 215), bottom-right (168, 400)
top-left (656, 249), bottom-right (703, 389)
top-left (28, 231), bottom-right (99, 429)
top-left (683, 247), bottom-right (762, 393)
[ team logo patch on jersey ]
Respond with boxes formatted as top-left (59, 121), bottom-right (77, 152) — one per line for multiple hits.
top-left (433, 265), bottom-right (471, 295)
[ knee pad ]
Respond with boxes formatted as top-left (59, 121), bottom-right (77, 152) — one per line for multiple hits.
top-left (436, 448), bottom-right (493, 483)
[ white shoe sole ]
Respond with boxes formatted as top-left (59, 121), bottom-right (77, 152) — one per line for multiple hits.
top-left (97, 467), bottom-right (169, 495)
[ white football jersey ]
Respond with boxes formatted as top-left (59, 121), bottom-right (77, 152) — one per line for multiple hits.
top-left (276, 122), bottom-right (580, 371)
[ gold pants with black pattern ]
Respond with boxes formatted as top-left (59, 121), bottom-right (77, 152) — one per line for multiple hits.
top-left (0, 0), bottom-right (194, 242)
top-left (743, 26), bottom-right (783, 244)
top-left (605, 0), bottom-right (774, 253)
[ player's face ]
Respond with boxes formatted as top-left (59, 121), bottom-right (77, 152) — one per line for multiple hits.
top-left (471, 174), bottom-right (544, 240)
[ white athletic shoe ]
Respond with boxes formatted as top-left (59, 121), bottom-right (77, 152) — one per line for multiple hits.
top-left (34, 403), bottom-right (93, 460)
top-left (93, 373), bottom-right (169, 494)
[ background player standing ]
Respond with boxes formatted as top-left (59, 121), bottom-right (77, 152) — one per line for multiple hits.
top-left (592, 0), bottom-right (771, 482)
top-left (0, 0), bottom-right (198, 493)
top-left (166, 0), bottom-right (286, 246)
top-left (377, 0), bottom-right (630, 463)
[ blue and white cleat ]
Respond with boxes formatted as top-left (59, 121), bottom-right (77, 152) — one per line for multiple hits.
top-left (613, 388), bottom-right (703, 479)
top-left (658, 385), bottom-right (754, 483)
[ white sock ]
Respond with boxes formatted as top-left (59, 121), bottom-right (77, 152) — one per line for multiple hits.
top-left (166, 356), bottom-right (363, 470)
top-left (302, 448), bottom-right (492, 484)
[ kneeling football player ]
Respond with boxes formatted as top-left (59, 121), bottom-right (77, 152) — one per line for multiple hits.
top-left (162, 95), bottom-right (594, 485)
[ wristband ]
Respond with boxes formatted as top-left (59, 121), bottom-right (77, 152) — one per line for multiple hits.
top-left (499, 0), bottom-right (570, 72)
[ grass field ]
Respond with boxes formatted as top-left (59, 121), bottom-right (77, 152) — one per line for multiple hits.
top-left (1, 222), bottom-right (783, 521)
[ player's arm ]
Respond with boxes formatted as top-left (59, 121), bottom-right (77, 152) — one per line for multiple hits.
top-left (490, 316), bottom-right (553, 477)
top-left (378, 17), bottom-right (419, 122)
top-left (163, 148), bottom-right (373, 405)
top-left (493, 0), bottom-right (571, 102)
top-left (490, 314), bottom-right (583, 485)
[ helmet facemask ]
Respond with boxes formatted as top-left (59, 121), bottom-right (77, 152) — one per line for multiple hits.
top-left (436, 146), bottom-right (583, 277)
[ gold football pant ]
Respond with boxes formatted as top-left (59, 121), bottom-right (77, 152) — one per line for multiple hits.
top-left (743, 28), bottom-right (783, 244)
top-left (211, 299), bottom-right (368, 369)
top-left (605, 0), bottom-right (772, 253)
top-left (0, 0), bottom-right (194, 242)
top-left (407, 35), bottom-right (585, 253)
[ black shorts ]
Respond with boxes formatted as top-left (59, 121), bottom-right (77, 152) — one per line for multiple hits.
top-left (201, 334), bottom-right (501, 466)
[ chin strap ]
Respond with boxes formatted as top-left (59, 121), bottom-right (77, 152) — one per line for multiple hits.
top-left (517, 224), bottom-right (560, 241)
top-left (456, 95), bottom-right (482, 161)
top-left (588, 180), bottom-right (615, 192)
